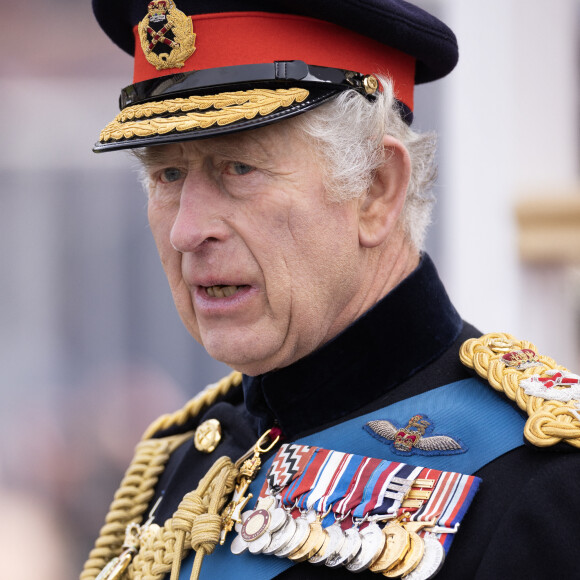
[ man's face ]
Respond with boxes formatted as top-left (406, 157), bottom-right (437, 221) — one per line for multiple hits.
top-left (145, 121), bottom-right (370, 375)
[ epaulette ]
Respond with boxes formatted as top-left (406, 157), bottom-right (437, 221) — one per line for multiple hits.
top-left (460, 332), bottom-right (580, 449)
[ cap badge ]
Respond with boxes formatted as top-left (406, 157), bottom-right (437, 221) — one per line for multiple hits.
top-left (364, 414), bottom-right (466, 456)
top-left (138, 0), bottom-right (196, 70)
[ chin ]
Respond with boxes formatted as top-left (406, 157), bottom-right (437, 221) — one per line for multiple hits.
top-left (214, 353), bottom-right (277, 377)
top-left (200, 334), bottom-right (280, 376)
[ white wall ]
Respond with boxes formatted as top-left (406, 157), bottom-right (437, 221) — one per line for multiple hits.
top-left (436, 0), bottom-right (580, 368)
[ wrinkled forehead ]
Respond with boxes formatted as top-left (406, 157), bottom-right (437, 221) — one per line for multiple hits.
top-left (137, 117), bottom-right (305, 166)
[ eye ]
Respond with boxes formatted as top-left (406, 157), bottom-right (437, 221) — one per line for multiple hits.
top-left (159, 167), bottom-right (184, 183)
top-left (225, 162), bottom-right (255, 176)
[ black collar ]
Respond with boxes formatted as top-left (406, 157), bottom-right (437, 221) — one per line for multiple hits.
top-left (242, 254), bottom-right (462, 438)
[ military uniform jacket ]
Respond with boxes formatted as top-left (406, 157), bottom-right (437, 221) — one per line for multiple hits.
top-left (147, 255), bottom-right (580, 579)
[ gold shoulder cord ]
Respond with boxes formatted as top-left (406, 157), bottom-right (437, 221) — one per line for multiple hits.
top-left (80, 371), bottom-right (245, 580)
top-left (460, 332), bottom-right (580, 449)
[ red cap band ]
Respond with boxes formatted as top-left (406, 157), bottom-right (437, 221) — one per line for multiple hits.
top-left (133, 11), bottom-right (415, 110)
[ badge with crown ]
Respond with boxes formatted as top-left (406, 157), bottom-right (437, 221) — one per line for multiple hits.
top-left (460, 332), bottom-right (580, 449)
top-left (138, 0), bottom-right (196, 70)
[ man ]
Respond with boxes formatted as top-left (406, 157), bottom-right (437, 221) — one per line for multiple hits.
top-left (83, 1), bottom-right (580, 579)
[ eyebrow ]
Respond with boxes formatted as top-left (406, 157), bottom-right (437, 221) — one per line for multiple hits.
top-left (135, 125), bottom-right (283, 168)
top-left (133, 145), bottom-right (184, 169)
top-left (200, 132), bottom-right (272, 165)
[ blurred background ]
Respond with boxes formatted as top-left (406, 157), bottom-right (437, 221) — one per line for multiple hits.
top-left (1, 1), bottom-right (578, 578)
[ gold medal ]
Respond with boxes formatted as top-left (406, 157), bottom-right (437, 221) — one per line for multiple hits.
top-left (288, 520), bottom-right (328, 562)
top-left (384, 530), bottom-right (425, 577)
top-left (402, 533), bottom-right (445, 580)
top-left (369, 522), bottom-right (410, 573)
top-left (309, 520), bottom-right (345, 565)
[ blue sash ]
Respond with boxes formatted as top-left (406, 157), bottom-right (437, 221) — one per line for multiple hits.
top-left (179, 377), bottom-right (525, 579)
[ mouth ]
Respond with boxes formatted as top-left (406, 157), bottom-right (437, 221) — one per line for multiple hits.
top-left (203, 284), bottom-right (249, 298)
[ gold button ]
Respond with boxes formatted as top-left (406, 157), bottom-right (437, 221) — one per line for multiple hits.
top-left (363, 74), bottom-right (379, 95)
top-left (194, 419), bottom-right (222, 453)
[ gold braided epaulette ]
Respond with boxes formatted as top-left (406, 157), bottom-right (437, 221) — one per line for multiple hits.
top-left (460, 332), bottom-right (580, 449)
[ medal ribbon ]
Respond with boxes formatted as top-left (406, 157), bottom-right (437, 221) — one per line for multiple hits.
top-left (352, 460), bottom-right (395, 519)
top-left (407, 468), bottom-right (445, 522)
top-left (392, 464), bottom-right (424, 516)
top-left (280, 448), bottom-right (331, 508)
top-left (410, 470), bottom-right (459, 523)
top-left (296, 450), bottom-right (349, 513)
top-left (315, 452), bottom-right (355, 516)
top-left (265, 443), bottom-right (317, 495)
top-left (436, 473), bottom-right (480, 551)
top-left (279, 450), bottom-right (320, 507)
top-left (407, 468), bottom-right (481, 552)
top-left (296, 449), bottom-right (336, 511)
top-left (439, 474), bottom-right (480, 528)
top-left (369, 463), bottom-right (422, 517)
top-left (333, 456), bottom-right (382, 519)
top-left (397, 466), bottom-right (441, 517)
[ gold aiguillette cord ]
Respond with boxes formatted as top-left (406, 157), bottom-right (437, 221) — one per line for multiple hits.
top-left (170, 428), bottom-right (280, 580)
top-left (96, 496), bottom-right (163, 580)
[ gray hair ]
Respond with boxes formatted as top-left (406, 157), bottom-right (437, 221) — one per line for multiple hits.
top-left (294, 76), bottom-right (437, 250)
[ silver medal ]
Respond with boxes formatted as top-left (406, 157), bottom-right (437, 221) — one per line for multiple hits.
top-left (264, 511), bottom-right (295, 555)
top-left (231, 496), bottom-right (287, 555)
top-left (275, 515), bottom-right (310, 558)
top-left (230, 510), bottom-right (253, 555)
top-left (402, 533), bottom-right (445, 580)
top-left (346, 521), bottom-right (386, 572)
top-left (248, 506), bottom-right (288, 554)
top-left (325, 526), bottom-right (361, 567)
top-left (309, 520), bottom-right (345, 565)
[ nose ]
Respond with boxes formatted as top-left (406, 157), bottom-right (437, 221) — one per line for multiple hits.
top-left (169, 172), bottom-right (230, 252)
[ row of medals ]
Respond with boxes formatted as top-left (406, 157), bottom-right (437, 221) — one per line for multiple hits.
top-left (231, 496), bottom-right (445, 579)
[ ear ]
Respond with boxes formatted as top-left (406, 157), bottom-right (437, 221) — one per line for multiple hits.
top-left (358, 135), bottom-right (412, 248)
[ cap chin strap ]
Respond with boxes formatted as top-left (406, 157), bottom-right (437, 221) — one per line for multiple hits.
top-left (120, 61), bottom-right (381, 108)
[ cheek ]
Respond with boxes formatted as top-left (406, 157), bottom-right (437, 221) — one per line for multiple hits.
top-left (293, 203), bottom-right (359, 266)
top-left (294, 208), bottom-right (361, 305)
top-left (148, 202), bottom-right (185, 291)
top-left (273, 202), bottom-right (360, 307)
top-left (147, 198), bottom-right (169, 241)
top-left (149, 203), bottom-right (202, 339)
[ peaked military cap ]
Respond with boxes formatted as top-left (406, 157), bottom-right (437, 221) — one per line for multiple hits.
top-left (93, 0), bottom-right (458, 152)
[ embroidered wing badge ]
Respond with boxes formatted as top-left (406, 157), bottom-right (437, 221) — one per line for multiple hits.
top-left (364, 414), bottom-right (466, 457)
